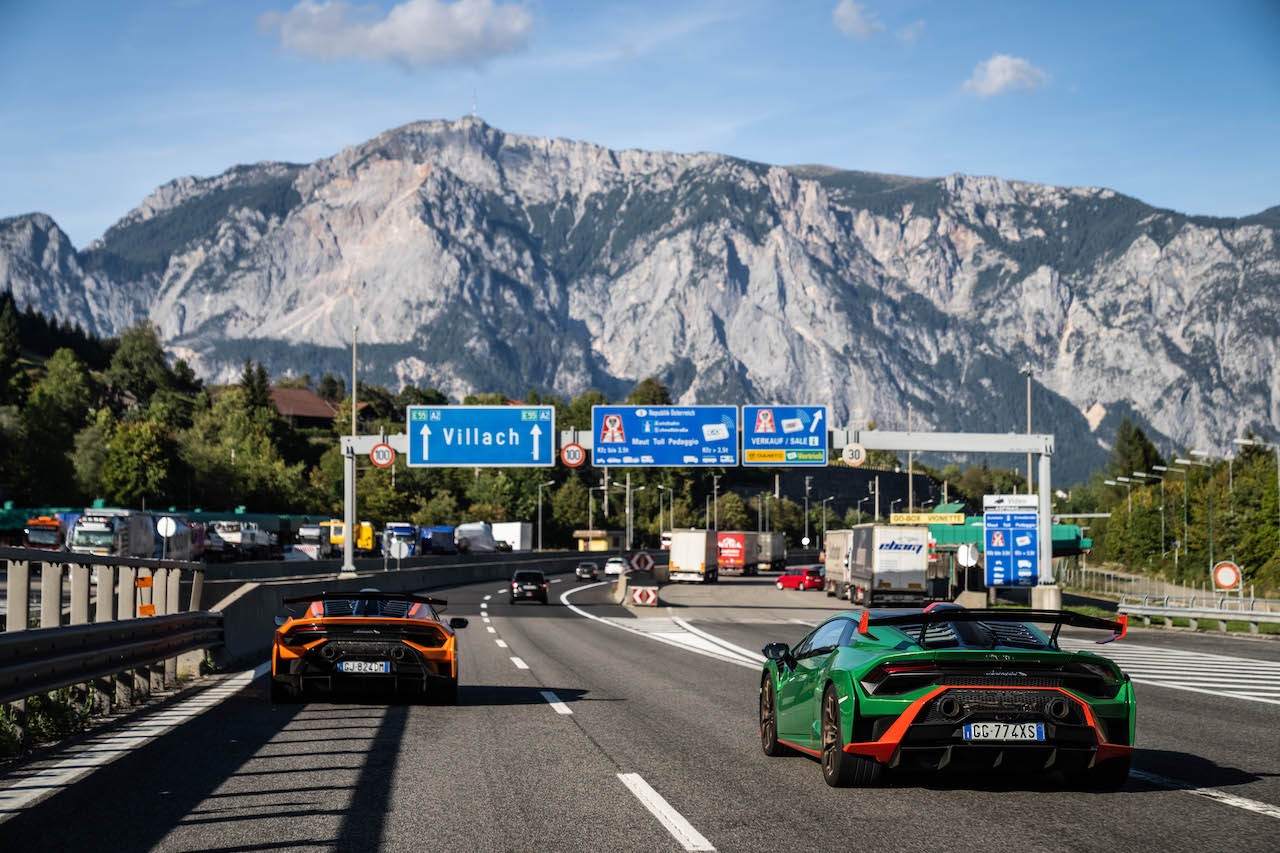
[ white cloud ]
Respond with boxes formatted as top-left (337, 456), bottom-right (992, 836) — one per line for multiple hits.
top-left (260, 0), bottom-right (534, 69)
top-left (897, 20), bottom-right (925, 43)
top-left (963, 53), bottom-right (1049, 97)
top-left (831, 1), bottom-right (884, 40)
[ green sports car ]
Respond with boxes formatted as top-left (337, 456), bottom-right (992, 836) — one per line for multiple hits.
top-left (759, 604), bottom-right (1135, 789)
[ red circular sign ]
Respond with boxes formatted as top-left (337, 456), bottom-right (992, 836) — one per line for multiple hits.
top-left (560, 442), bottom-right (586, 467)
top-left (370, 443), bottom-right (396, 468)
top-left (1213, 561), bottom-right (1241, 590)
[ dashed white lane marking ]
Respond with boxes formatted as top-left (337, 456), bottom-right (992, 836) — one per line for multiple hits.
top-left (540, 690), bottom-right (573, 715)
top-left (483, 594), bottom-right (492, 601)
top-left (510, 656), bottom-right (529, 669)
top-left (495, 639), bottom-right (508, 649)
top-left (482, 616), bottom-right (490, 623)
top-left (618, 773), bottom-right (715, 851)
top-left (496, 588), bottom-right (508, 594)
top-left (480, 602), bottom-right (488, 610)
top-left (487, 626), bottom-right (496, 633)
top-left (1062, 640), bottom-right (1280, 705)
top-left (0, 663), bottom-right (269, 821)
top-left (1133, 770), bottom-right (1280, 821)
top-left (550, 578), bottom-right (563, 584)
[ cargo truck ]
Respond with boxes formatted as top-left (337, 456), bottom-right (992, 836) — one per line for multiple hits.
top-left (209, 520), bottom-right (272, 560)
top-left (717, 531), bottom-right (759, 575)
top-left (758, 531), bottom-right (787, 572)
top-left (23, 516), bottom-right (64, 550)
top-left (455, 521), bottom-right (498, 553)
top-left (296, 523), bottom-right (337, 559)
top-left (669, 530), bottom-right (718, 583)
top-left (824, 524), bottom-right (928, 606)
top-left (419, 525), bottom-right (457, 554)
top-left (69, 509), bottom-right (155, 559)
top-left (493, 521), bottom-right (533, 552)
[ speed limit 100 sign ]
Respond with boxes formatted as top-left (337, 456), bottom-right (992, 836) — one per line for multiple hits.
top-left (370, 443), bottom-right (396, 468)
top-left (1213, 560), bottom-right (1241, 590)
top-left (560, 442), bottom-right (586, 467)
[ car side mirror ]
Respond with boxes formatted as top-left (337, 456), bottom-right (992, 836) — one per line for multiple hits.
top-left (449, 617), bottom-right (469, 630)
top-left (762, 642), bottom-right (794, 668)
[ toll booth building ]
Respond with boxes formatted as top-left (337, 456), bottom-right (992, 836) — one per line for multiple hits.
top-left (574, 529), bottom-right (625, 553)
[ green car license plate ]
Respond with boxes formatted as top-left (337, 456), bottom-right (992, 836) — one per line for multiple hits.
top-left (963, 722), bottom-right (1044, 741)
top-left (339, 660), bottom-right (390, 674)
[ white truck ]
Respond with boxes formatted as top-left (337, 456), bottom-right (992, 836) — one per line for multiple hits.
top-left (209, 520), bottom-right (272, 560)
top-left (824, 524), bottom-right (928, 606)
top-left (758, 531), bottom-right (787, 572)
top-left (455, 521), bottom-right (498, 554)
top-left (492, 521), bottom-right (533, 552)
top-left (295, 523), bottom-right (338, 559)
top-left (69, 509), bottom-right (155, 559)
top-left (669, 530), bottom-right (718, 583)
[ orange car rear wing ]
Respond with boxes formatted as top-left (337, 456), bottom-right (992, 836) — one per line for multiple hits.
top-left (283, 591), bottom-right (448, 607)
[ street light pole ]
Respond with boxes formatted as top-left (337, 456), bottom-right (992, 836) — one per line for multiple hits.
top-left (537, 480), bottom-right (555, 551)
top-left (712, 474), bottom-right (722, 532)
top-left (857, 496), bottom-right (869, 523)
top-left (588, 485), bottom-right (606, 536)
top-left (1021, 362), bottom-right (1034, 494)
top-left (1234, 437), bottom-right (1280, 557)
top-left (1115, 476), bottom-right (1134, 514)
top-left (821, 496), bottom-right (835, 546)
top-left (803, 475), bottom-right (813, 546)
top-left (1176, 453), bottom-right (1214, 573)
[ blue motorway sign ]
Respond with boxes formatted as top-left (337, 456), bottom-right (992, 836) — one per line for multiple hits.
top-left (591, 406), bottom-right (738, 467)
top-left (406, 406), bottom-right (555, 467)
top-left (983, 500), bottom-right (1039, 587)
top-left (742, 405), bottom-right (827, 466)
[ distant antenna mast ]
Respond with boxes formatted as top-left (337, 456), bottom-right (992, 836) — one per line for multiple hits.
top-left (471, 90), bottom-right (478, 119)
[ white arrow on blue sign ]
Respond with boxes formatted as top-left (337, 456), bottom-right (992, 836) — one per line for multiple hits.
top-left (406, 406), bottom-right (555, 468)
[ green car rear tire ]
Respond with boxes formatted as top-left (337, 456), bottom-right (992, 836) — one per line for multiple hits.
top-left (821, 686), bottom-right (883, 787)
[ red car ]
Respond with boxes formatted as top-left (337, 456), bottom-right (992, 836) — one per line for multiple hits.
top-left (776, 566), bottom-right (824, 591)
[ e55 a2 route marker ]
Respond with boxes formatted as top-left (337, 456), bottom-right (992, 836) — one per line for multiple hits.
top-left (1213, 560), bottom-right (1241, 590)
top-left (369, 443), bottom-right (395, 468)
top-left (406, 406), bottom-right (555, 467)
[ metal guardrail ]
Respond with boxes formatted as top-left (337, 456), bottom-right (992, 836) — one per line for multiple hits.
top-left (1119, 594), bottom-right (1280, 633)
top-left (2, 546), bottom-right (209, 749)
top-left (0, 612), bottom-right (223, 704)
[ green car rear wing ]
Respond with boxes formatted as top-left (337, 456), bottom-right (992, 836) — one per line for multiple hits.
top-left (856, 607), bottom-right (1128, 648)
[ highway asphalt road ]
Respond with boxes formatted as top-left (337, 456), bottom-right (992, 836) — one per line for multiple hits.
top-left (2, 573), bottom-right (1278, 852)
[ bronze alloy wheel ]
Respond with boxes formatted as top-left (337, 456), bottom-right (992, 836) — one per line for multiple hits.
top-left (822, 689), bottom-right (840, 778)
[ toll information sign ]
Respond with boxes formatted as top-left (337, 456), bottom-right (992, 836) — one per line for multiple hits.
top-left (741, 405), bottom-right (827, 466)
top-left (591, 406), bottom-right (738, 467)
top-left (983, 494), bottom-right (1038, 587)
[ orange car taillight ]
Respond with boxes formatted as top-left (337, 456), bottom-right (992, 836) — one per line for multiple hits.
top-left (282, 626), bottom-right (326, 646)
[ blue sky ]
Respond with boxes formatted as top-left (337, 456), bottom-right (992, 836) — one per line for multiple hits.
top-left (2, 0), bottom-right (1278, 247)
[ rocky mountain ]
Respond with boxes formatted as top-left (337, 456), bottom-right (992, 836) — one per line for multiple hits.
top-left (3, 116), bottom-right (1278, 483)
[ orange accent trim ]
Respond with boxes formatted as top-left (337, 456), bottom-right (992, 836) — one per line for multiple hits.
top-left (843, 685), bottom-right (1134, 766)
top-left (138, 603), bottom-right (156, 616)
top-left (858, 611), bottom-right (871, 635)
top-left (778, 737), bottom-right (821, 758)
top-left (135, 577), bottom-right (153, 589)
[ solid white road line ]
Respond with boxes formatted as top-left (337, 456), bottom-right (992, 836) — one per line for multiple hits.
top-left (510, 656), bottom-right (529, 669)
top-left (1133, 770), bottom-right (1280, 821)
top-left (560, 584), bottom-right (757, 670)
top-left (540, 690), bottom-right (573, 715)
top-left (0, 663), bottom-right (270, 820)
top-left (617, 773), bottom-right (715, 851)
top-left (669, 613), bottom-right (767, 663)
top-left (487, 626), bottom-right (496, 633)
top-left (495, 639), bottom-right (508, 648)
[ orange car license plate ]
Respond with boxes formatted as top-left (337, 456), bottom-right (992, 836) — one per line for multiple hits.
top-left (339, 660), bottom-right (390, 674)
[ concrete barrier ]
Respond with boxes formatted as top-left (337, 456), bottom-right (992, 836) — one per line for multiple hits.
top-left (206, 553), bottom-right (584, 666)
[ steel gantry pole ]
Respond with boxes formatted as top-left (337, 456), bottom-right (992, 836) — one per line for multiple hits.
top-left (537, 480), bottom-right (554, 551)
top-left (821, 496), bottom-right (835, 546)
top-left (1176, 453), bottom-right (1214, 573)
top-left (1022, 362), bottom-right (1034, 495)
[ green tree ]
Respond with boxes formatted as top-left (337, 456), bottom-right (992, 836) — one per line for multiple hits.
top-left (241, 360), bottom-right (272, 411)
top-left (100, 420), bottom-right (180, 507)
top-left (627, 377), bottom-right (672, 405)
top-left (72, 409), bottom-right (117, 499)
top-left (318, 372), bottom-right (344, 402)
top-left (21, 348), bottom-right (95, 502)
top-left (565, 390), bottom-right (609, 430)
top-left (717, 491), bottom-right (750, 530)
top-left (395, 385), bottom-right (449, 409)
top-left (1108, 417), bottom-right (1165, 479)
top-left (0, 296), bottom-right (19, 404)
top-left (105, 323), bottom-right (171, 408)
top-left (413, 492), bottom-right (459, 526)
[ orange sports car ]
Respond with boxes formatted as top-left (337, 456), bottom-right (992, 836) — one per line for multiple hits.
top-left (271, 590), bottom-right (468, 704)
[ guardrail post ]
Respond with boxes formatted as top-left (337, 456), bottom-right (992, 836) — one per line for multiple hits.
top-left (1250, 620), bottom-right (1259, 635)
top-left (4, 559), bottom-right (30, 749)
top-left (1217, 619), bottom-right (1227, 632)
top-left (1188, 616), bottom-right (1198, 630)
top-left (164, 568), bottom-right (181, 684)
top-left (94, 564), bottom-right (116, 714)
top-left (189, 568), bottom-right (204, 612)
top-left (69, 561), bottom-right (90, 625)
top-left (40, 561), bottom-right (62, 628)
top-left (149, 568), bottom-right (167, 694)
